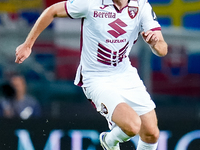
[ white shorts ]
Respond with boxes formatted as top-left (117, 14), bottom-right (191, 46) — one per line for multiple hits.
top-left (82, 67), bottom-right (156, 129)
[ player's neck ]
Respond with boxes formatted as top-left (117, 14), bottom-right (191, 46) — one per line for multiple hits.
top-left (113, 0), bottom-right (129, 10)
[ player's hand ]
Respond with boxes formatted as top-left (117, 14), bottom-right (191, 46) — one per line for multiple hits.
top-left (15, 43), bottom-right (32, 64)
top-left (141, 30), bottom-right (159, 47)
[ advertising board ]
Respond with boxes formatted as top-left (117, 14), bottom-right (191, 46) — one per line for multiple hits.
top-left (0, 117), bottom-right (199, 150)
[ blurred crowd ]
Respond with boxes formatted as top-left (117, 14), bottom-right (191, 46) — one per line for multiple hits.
top-left (0, 74), bottom-right (41, 119)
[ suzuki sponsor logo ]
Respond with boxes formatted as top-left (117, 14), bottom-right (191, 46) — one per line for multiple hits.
top-left (106, 39), bottom-right (126, 43)
top-left (108, 18), bottom-right (127, 38)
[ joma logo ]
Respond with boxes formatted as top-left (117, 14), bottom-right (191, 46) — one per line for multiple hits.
top-left (107, 19), bottom-right (127, 38)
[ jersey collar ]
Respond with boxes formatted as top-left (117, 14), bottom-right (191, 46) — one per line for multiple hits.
top-left (102, 0), bottom-right (138, 7)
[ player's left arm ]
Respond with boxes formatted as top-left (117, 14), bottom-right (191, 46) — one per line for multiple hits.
top-left (141, 30), bottom-right (168, 57)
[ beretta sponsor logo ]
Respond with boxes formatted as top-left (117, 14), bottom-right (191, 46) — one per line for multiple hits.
top-left (94, 11), bottom-right (116, 18)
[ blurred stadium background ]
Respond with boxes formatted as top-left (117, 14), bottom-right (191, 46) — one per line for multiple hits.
top-left (0, 0), bottom-right (200, 149)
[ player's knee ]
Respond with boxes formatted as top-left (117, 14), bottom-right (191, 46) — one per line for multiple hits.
top-left (142, 128), bottom-right (160, 143)
top-left (123, 118), bottom-right (141, 137)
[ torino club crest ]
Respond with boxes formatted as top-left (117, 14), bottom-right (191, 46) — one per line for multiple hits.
top-left (128, 6), bottom-right (138, 19)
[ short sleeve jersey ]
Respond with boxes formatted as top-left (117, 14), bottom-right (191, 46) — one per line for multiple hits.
top-left (65, 0), bottom-right (161, 86)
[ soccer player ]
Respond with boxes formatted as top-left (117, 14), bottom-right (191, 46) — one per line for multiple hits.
top-left (15, 0), bottom-right (168, 149)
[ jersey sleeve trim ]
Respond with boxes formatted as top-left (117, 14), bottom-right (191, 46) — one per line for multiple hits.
top-left (151, 27), bottom-right (161, 31)
top-left (65, 1), bottom-right (73, 19)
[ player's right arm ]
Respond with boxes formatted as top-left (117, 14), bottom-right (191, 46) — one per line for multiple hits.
top-left (15, 2), bottom-right (68, 64)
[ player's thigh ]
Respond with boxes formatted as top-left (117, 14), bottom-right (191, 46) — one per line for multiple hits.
top-left (112, 102), bottom-right (141, 136)
top-left (83, 82), bottom-right (128, 128)
top-left (139, 109), bottom-right (159, 143)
